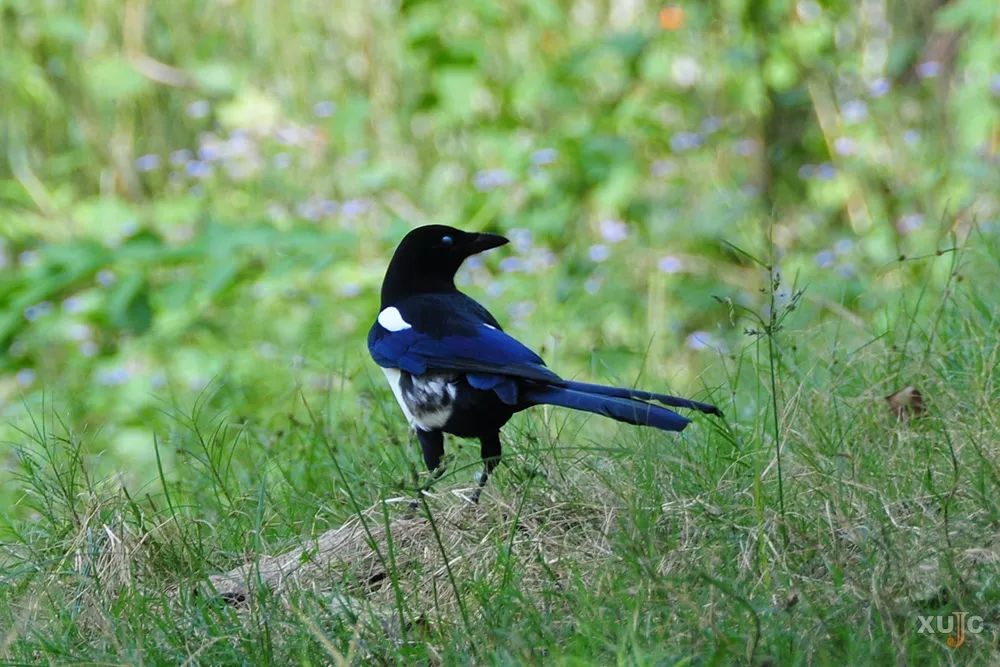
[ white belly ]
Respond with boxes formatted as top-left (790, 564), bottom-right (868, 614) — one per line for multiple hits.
top-left (381, 367), bottom-right (417, 426)
top-left (380, 368), bottom-right (457, 431)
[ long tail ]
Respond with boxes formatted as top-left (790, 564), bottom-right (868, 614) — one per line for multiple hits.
top-left (522, 386), bottom-right (692, 432)
top-left (562, 380), bottom-right (722, 416)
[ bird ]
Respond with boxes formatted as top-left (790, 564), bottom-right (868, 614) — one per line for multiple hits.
top-left (367, 225), bottom-right (721, 501)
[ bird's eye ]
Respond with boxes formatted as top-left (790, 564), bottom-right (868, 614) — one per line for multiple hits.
top-left (441, 235), bottom-right (454, 246)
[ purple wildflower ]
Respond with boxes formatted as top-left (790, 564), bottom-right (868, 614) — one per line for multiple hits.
top-left (670, 132), bottom-right (702, 152)
top-left (834, 137), bottom-right (857, 156)
top-left (530, 148), bottom-right (558, 166)
top-left (916, 61), bottom-right (941, 79)
top-left (135, 154), bottom-right (160, 172)
top-left (841, 99), bottom-right (868, 124)
top-left (588, 244), bottom-right (610, 262)
top-left (599, 219), bottom-right (628, 243)
top-left (868, 78), bottom-right (891, 97)
top-left (814, 250), bottom-right (835, 268)
top-left (474, 169), bottom-right (513, 192)
top-left (15, 369), bottom-right (36, 387)
top-left (313, 101), bottom-right (336, 117)
top-left (896, 213), bottom-right (924, 235)
top-left (657, 256), bottom-right (683, 274)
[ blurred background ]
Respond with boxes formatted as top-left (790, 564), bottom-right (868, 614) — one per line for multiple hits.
top-left (1, 1), bottom-right (998, 510)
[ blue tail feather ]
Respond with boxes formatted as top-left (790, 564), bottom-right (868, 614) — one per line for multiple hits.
top-left (522, 386), bottom-right (691, 432)
top-left (562, 380), bottom-right (721, 416)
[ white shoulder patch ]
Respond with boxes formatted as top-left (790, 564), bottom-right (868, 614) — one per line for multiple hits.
top-left (378, 306), bottom-right (412, 332)
top-left (483, 323), bottom-right (497, 330)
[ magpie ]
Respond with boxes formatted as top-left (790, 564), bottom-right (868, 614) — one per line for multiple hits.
top-left (368, 225), bottom-right (721, 501)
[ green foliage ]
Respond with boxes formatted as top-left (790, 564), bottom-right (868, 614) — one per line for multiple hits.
top-left (1, 0), bottom-right (999, 663)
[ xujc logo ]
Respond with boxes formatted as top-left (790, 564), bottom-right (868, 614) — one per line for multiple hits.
top-left (916, 612), bottom-right (984, 648)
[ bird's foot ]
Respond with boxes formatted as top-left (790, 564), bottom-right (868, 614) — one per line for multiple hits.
top-left (468, 470), bottom-right (489, 504)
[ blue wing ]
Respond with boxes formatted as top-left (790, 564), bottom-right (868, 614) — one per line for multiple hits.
top-left (368, 294), bottom-right (561, 404)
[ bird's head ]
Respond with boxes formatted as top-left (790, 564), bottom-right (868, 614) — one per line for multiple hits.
top-left (380, 225), bottom-right (509, 304)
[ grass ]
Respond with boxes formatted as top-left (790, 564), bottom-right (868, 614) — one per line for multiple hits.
top-left (3, 1), bottom-right (1000, 663)
top-left (2, 230), bottom-right (997, 665)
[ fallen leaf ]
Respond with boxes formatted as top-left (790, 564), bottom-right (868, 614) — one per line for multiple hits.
top-left (885, 385), bottom-right (925, 419)
top-left (659, 6), bottom-right (685, 30)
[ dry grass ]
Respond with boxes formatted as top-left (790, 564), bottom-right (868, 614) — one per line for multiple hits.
top-left (205, 480), bottom-right (619, 620)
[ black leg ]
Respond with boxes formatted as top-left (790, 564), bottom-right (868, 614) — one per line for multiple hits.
top-left (471, 431), bottom-right (502, 503)
top-left (415, 429), bottom-right (446, 498)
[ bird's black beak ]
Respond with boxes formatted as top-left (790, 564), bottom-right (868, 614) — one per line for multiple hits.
top-left (468, 232), bottom-right (509, 255)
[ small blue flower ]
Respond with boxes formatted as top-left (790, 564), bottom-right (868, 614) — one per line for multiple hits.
top-left (135, 154), bottom-right (160, 172)
top-left (24, 301), bottom-right (52, 321)
top-left (657, 256), bottom-right (683, 274)
top-left (903, 130), bottom-right (921, 146)
top-left (896, 213), bottom-right (924, 235)
top-left (700, 116), bottom-right (723, 134)
top-left (97, 269), bottom-right (116, 286)
top-left (650, 159), bottom-right (677, 177)
top-left (18, 250), bottom-right (39, 267)
top-left (150, 372), bottom-right (167, 389)
top-left (833, 239), bottom-right (854, 255)
top-left (916, 61), bottom-right (940, 79)
top-left (834, 137), bottom-right (857, 156)
top-left (508, 228), bottom-right (534, 252)
top-left (15, 369), bottom-right (36, 387)
top-left (313, 101), bottom-right (336, 117)
top-left (197, 139), bottom-right (222, 162)
top-left (588, 244), bottom-right (610, 262)
top-left (599, 219), bottom-right (628, 243)
top-left (62, 295), bottom-right (85, 313)
top-left (499, 257), bottom-right (524, 273)
top-left (339, 283), bottom-right (361, 298)
top-left (733, 139), bottom-right (757, 156)
top-left (841, 99), bottom-right (868, 124)
top-left (670, 131), bottom-right (702, 152)
top-left (185, 160), bottom-right (212, 178)
top-left (814, 250), bottom-right (835, 268)
top-left (226, 130), bottom-right (253, 156)
top-left (296, 200), bottom-right (322, 222)
top-left (474, 169), bottom-right (513, 192)
top-left (815, 163), bottom-right (837, 180)
top-left (530, 148), bottom-right (558, 166)
top-left (836, 263), bottom-right (857, 278)
top-left (685, 331), bottom-right (719, 351)
top-left (96, 366), bottom-right (130, 386)
top-left (992, 74), bottom-right (1000, 97)
top-left (341, 199), bottom-right (370, 218)
top-left (868, 78), bottom-right (891, 97)
top-left (318, 199), bottom-right (338, 216)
